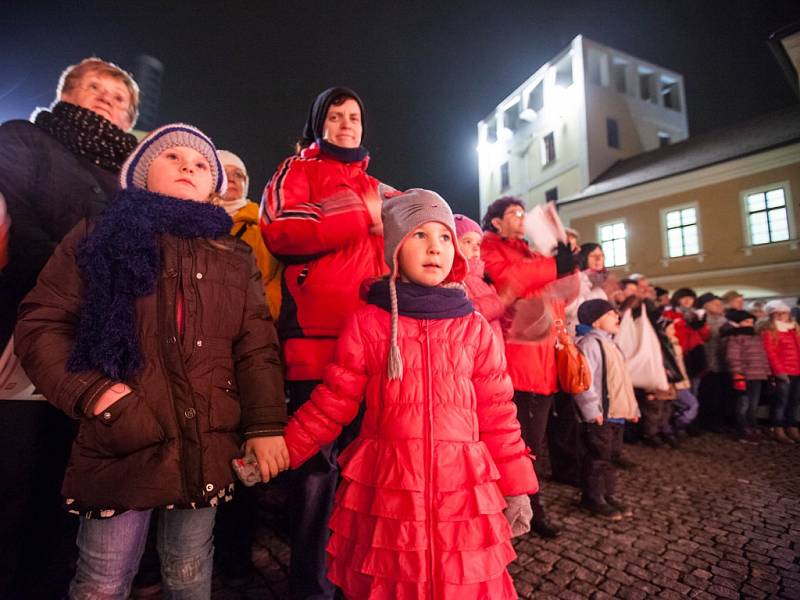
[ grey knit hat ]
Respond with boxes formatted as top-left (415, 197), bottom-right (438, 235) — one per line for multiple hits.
top-left (380, 185), bottom-right (468, 379)
top-left (119, 123), bottom-right (227, 195)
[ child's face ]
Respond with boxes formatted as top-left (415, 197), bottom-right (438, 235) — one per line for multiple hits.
top-left (594, 310), bottom-right (620, 334)
top-left (458, 232), bottom-right (481, 261)
top-left (147, 146), bottom-right (214, 201)
top-left (398, 221), bottom-right (455, 287)
top-left (678, 296), bottom-right (695, 309)
top-left (773, 311), bottom-right (790, 323)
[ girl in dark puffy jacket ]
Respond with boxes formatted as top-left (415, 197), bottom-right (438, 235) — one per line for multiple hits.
top-left (15, 124), bottom-right (288, 599)
top-left (283, 188), bottom-right (537, 599)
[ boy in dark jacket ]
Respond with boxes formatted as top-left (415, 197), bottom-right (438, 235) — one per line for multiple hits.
top-left (724, 310), bottom-right (770, 442)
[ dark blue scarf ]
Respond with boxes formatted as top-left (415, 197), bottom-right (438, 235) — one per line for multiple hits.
top-left (67, 187), bottom-right (232, 380)
top-left (367, 279), bottom-right (473, 320)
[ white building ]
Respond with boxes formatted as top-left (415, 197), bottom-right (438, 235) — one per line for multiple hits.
top-left (476, 35), bottom-right (689, 216)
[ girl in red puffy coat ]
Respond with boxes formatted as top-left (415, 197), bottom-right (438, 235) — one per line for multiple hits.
top-left (284, 188), bottom-right (538, 599)
top-left (760, 300), bottom-right (800, 443)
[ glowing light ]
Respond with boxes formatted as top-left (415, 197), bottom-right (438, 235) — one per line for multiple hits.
top-left (476, 140), bottom-right (506, 168)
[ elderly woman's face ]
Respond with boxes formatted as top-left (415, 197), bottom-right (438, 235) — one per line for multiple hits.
top-left (223, 164), bottom-right (247, 202)
top-left (61, 70), bottom-right (132, 130)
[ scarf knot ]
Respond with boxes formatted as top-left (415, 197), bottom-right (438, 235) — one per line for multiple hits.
top-left (67, 188), bottom-right (233, 379)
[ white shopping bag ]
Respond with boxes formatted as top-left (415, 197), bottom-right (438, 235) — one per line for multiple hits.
top-left (0, 337), bottom-right (44, 400)
top-left (615, 309), bottom-right (669, 391)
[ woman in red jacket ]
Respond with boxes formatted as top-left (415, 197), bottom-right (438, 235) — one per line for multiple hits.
top-left (284, 189), bottom-right (537, 599)
top-left (761, 300), bottom-right (800, 443)
top-left (480, 196), bottom-right (576, 539)
top-left (259, 87), bottom-right (388, 599)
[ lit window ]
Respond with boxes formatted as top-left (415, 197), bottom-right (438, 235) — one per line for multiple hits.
top-left (745, 187), bottom-right (790, 245)
top-left (500, 162), bottom-right (510, 191)
top-left (607, 118), bottom-right (619, 149)
top-left (541, 132), bottom-right (556, 166)
top-left (598, 221), bottom-right (627, 267)
top-left (664, 207), bottom-right (699, 257)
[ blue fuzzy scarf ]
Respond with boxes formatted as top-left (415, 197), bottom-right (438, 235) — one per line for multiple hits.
top-left (67, 187), bottom-right (232, 380)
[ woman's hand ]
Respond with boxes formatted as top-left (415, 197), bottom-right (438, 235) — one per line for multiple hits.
top-left (92, 383), bottom-right (133, 416)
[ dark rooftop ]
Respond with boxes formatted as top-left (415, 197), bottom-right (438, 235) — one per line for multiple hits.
top-left (561, 104), bottom-right (800, 203)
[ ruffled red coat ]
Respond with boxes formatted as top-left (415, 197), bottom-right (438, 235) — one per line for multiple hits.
top-left (285, 303), bottom-right (538, 599)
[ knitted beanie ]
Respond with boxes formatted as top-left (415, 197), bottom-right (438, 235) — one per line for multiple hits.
top-left (764, 299), bottom-right (791, 315)
top-left (695, 292), bottom-right (720, 309)
top-left (578, 299), bottom-right (616, 326)
top-left (119, 123), bottom-right (227, 195)
top-left (380, 186), bottom-right (468, 379)
top-left (218, 149), bottom-right (249, 201)
top-left (727, 309), bottom-right (755, 323)
top-left (453, 214), bottom-right (482, 239)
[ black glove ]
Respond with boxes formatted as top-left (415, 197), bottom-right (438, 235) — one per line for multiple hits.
top-left (554, 242), bottom-right (576, 277)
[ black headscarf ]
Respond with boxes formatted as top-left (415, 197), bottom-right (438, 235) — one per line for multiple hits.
top-left (302, 86), bottom-right (366, 144)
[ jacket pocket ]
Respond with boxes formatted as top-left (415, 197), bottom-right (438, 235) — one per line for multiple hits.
top-left (81, 391), bottom-right (165, 458)
top-left (208, 367), bottom-right (241, 432)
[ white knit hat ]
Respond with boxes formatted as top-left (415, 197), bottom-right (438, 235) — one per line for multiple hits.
top-left (119, 123), bottom-right (227, 195)
top-left (764, 300), bottom-right (791, 315)
top-left (218, 150), bottom-right (249, 201)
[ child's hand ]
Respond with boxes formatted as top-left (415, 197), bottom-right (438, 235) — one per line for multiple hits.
top-left (245, 436), bottom-right (290, 483)
top-left (503, 495), bottom-right (533, 537)
top-left (594, 415), bottom-right (604, 425)
top-left (92, 383), bottom-right (133, 416)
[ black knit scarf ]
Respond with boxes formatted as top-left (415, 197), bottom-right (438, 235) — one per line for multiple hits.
top-left (367, 279), bottom-right (473, 320)
top-left (67, 188), bottom-right (233, 380)
top-left (34, 101), bottom-right (138, 172)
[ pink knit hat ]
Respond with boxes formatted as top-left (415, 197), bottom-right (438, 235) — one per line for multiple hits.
top-left (453, 214), bottom-right (482, 239)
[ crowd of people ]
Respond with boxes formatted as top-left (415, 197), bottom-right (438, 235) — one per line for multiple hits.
top-left (0, 56), bottom-right (799, 600)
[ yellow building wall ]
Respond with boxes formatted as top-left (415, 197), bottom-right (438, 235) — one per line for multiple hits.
top-left (569, 160), bottom-right (800, 297)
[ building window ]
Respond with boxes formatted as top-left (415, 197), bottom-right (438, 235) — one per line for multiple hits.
top-left (606, 118), bottom-right (619, 149)
top-left (587, 49), bottom-right (608, 87)
top-left (545, 187), bottom-right (558, 202)
top-left (664, 206), bottom-right (700, 257)
top-left (502, 102), bottom-right (520, 134)
top-left (612, 58), bottom-right (627, 93)
top-left (745, 186), bottom-right (790, 245)
top-left (638, 68), bottom-right (655, 103)
top-left (658, 132), bottom-right (671, 147)
top-left (527, 80), bottom-right (544, 113)
top-left (660, 76), bottom-right (681, 111)
top-left (555, 53), bottom-right (574, 87)
top-left (598, 221), bottom-right (627, 267)
top-left (500, 162), bottom-right (510, 191)
top-left (486, 118), bottom-right (497, 143)
top-left (541, 132), bottom-right (556, 166)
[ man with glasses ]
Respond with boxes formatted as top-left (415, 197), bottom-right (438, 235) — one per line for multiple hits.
top-left (0, 57), bottom-right (139, 598)
top-left (481, 196), bottom-right (577, 539)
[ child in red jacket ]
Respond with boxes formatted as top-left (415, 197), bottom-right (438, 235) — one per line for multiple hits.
top-left (761, 300), bottom-right (800, 443)
top-left (283, 189), bottom-right (537, 599)
top-left (454, 213), bottom-right (508, 344)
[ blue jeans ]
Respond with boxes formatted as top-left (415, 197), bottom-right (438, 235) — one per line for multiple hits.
top-left (771, 375), bottom-right (800, 427)
top-left (735, 380), bottom-right (763, 434)
top-left (70, 507), bottom-right (216, 600)
top-left (671, 388), bottom-right (699, 432)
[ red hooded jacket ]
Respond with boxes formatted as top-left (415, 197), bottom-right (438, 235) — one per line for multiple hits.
top-left (481, 232), bottom-right (559, 394)
top-left (284, 301), bottom-right (537, 599)
top-left (260, 143), bottom-right (387, 380)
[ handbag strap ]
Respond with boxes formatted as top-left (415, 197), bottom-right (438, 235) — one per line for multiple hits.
top-left (596, 338), bottom-right (609, 418)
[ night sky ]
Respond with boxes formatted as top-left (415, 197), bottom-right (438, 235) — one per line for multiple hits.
top-left (2, 1), bottom-right (799, 219)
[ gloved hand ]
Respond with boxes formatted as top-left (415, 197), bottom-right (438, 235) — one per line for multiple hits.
top-left (503, 495), bottom-right (533, 537)
top-left (554, 242), bottom-right (576, 277)
top-left (732, 374), bottom-right (746, 392)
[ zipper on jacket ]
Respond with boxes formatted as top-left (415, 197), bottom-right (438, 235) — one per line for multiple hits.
top-left (184, 239), bottom-right (206, 500)
top-left (422, 320), bottom-right (436, 599)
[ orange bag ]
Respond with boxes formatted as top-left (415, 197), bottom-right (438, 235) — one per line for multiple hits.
top-left (554, 319), bottom-right (591, 394)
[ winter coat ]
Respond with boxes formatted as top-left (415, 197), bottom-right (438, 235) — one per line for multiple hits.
top-left (0, 120), bottom-right (119, 351)
top-left (231, 201), bottom-right (282, 321)
top-left (15, 220), bottom-right (287, 512)
top-left (704, 314), bottom-right (730, 373)
top-left (285, 303), bottom-right (538, 599)
top-left (723, 328), bottom-right (771, 380)
top-left (761, 325), bottom-right (800, 376)
top-left (463, 258), bottom-right (505, 344)
top-left (481, 232), bottom-right (559, 394)
top-left (260, 142), bottom-right (386, 381)
top-left (662, 307), bottom-right (711, 354)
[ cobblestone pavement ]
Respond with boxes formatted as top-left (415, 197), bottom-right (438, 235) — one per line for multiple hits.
top-left (211, 433), bottom-right (800, 599)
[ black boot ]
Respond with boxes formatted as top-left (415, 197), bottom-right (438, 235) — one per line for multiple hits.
top-left (530, 492), bottom-right (560, 538)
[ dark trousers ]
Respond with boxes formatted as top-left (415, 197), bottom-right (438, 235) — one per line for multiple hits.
top-left (214, 479), bottom-right (257, 571)
top-left (0, 401), bottom-right (77, 599)
top-left (735, 380), bottom-right (763, 434)
top-left (287, 380), bottom-right (361, 600)
top-left (513, 392), bottom-right (554, 520)
top-left (772, 375), bottom-right (800, 427)
top-left (547, 392), bottom-right (582, 487)
top-left (637, 392), bottom-right (673, 439)
top-left (698, 372), bottom-right (731, 430)
top-left (580, 421), bottom-right (622, 502)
